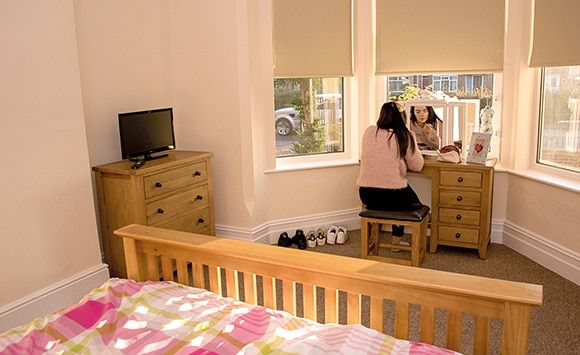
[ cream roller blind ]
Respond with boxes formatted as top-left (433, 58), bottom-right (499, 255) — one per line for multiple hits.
top-left (376, 0), bottom-right (505, 74)
top-left (273, 0), bottom-right (353, 78)
top-left (530, 0), bottom-right (580, 67)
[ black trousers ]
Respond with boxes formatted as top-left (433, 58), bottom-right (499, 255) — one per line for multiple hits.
top-left (359, 185), bottom-right (421, 237)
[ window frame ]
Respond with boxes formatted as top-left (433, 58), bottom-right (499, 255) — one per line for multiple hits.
top-left (532, 67), bottom-right (580, 178)
top-left (274, 77), bottom-right (358, 171)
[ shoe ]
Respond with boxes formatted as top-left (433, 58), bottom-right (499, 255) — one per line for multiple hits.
top-left (277, 232), bottom-right (292, 247)
top-left (326, 226), bottom-right (338, 244)
top-left (391, 240), bottom-right (410, 253)
top-left (316, 228), bottom-right (326, 246)
top-left (292, 229), bottom-right (307, 250)
top-left (306, 231), bottom-right (317, 248)
top-left (336, 226), bottom-right (348, 244)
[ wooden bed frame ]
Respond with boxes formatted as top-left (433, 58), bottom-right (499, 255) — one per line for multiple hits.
top-left (115, 224), bottom-right (542, 355)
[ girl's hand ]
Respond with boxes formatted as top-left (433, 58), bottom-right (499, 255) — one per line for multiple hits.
top-left (423, 124), bottom-right (435, 135)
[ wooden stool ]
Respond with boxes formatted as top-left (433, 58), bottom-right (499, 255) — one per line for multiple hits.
top-left (360, 205), bottom-right (430, 267)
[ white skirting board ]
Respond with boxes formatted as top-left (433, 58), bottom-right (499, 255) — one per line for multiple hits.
top-left (216, 208), bottom-right (361, 244)
top-left (502, 220), bottom-right (580, 286)
top-left (0, 264), bottom-right (110, 333)
top-left (218, 212), bottom-right (579, 286)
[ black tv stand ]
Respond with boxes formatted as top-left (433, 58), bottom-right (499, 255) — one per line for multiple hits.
top-left (143, 153), bottom-right (169, 161)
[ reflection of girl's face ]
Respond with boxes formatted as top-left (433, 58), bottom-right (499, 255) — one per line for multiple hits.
top-left (414, 106), bottom-right (429, 124)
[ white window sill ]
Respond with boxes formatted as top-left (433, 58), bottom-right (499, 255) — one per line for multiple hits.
top-left (265, 158), bottom-right (359, 174)
top-left (495, 165), bottom-right (580, 194)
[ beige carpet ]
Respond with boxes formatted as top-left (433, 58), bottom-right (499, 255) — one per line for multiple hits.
top-left (277, 229), bottom-right (580, 355)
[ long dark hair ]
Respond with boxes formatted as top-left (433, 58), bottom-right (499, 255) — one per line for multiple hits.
top-left (410, 106), bottom-right (442, 128)
top-left (376, 102), bottom-right (416, 159)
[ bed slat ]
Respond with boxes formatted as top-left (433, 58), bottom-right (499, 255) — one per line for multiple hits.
top-left (262, 276), bottom-right (275, 309)
top-left (325, 288), bottom-right (338, 324)
top-left (225, 269), bottom-right (237, 299)
top-left (161, 256), bottom-right (173, 282)
top-left (192, 262), bottom-right (204, 289)
top-left (283, 280), bottom-right (296, 315)
top-left (146, 254), bottom-right (159, 281)
top-left (370, 296), bottom-right (383, 332)
top-left (446, 310), bottom-right (462, 351)
top-left (208, 265), bottom-right (221, 295)
top-left (176, 259), bottom-right (189, 285)
top-left (420, 304), bottom-right (435, 344)
top-left (395, 301), bottom-right (409, 339)
top-left (303, 284), bottom-right (316, 321)
top-left (243, 272), bottom-right (256, 304)
top-left (474, 315), bottom-right (489, 355)
top-left (347, 292), bottom-right (361, 324)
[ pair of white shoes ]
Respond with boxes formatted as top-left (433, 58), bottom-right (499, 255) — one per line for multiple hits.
top-left (326, 226), bottom-right (348, 245)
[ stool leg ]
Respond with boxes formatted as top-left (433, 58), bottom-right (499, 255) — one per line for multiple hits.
top-left (360, 218), bottom-right (369, 259)
top-left (370, 222), bottom-right (380, 256)
top-left (420, 218), bottom-right (428, 263)
top-left (411, 222), bottom-right (420, 267)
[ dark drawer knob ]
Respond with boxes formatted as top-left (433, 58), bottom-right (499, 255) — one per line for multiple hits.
top-left (196, 195), bottom-right (204, 200)
top-left (457, 195), bottom-right (463, 201)
top-left (197, 218), bottom-right (205, 224)
top-left (194, 171), bottom-right (202, 177)
top-left (455, 233), bottom-right (461, 238)
top-left (457, 177), bottom-right (464, 183)
top-left (157, 208), bottom-right (165, 214)
top-left (155, 182), bottom-right (163, 188)
top-left (456, 214), bottom-right (462, 220)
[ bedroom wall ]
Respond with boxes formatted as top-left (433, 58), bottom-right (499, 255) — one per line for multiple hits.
top-left (0, 1), bottom-right (102, 307)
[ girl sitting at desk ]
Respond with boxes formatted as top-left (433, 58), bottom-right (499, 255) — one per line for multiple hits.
top-left (357, 102), bottom-right (425, 249)
top-left (410, 105), bottom-right (442, 150)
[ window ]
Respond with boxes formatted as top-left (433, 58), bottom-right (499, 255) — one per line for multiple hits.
top-left (538, 66), bottom-right (580, 173)
top-left (274, 77), bottom-right (344, 158)
top-left (432, 75), bottom-right (458, 92)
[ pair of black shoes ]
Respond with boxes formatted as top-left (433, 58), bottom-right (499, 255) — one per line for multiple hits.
top-left (277, 230), bottom-right (307, 250)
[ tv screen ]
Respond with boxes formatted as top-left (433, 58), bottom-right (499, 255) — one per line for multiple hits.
top-left (118, 108), bottom-right (175, 160)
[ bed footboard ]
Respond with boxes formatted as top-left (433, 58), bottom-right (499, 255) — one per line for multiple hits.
top-left (115, 224), bottom-right (542, 355)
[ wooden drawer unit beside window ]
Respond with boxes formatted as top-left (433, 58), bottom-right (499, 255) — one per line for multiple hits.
top-left (93, 151), bottom-right (214, 277)
top-left (428, 161), bottom-right (495, 259)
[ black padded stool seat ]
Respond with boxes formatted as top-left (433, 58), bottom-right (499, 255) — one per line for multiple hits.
top-left (360, 204), bottom-right (430, 267)
top-left (359, 204), bottom-right (430, 222)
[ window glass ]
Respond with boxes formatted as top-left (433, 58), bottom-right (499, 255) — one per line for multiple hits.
top-left (538, 66), bottom-right (580, 173)
top-left (274, 78), bottom-right (344, 158)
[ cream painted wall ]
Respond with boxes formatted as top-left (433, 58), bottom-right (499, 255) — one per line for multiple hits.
top-left (506, 175), bottom-right (580, 251)
top-left (74, 0), bottom-right (175, 166)
top-left (0, 1), bottom-right (101, 306)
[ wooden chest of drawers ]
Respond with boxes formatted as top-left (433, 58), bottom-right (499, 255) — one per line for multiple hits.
top-left (93, 151), bottom-right (214, 277)
top-left (427, 161), bottom-right (495, 258)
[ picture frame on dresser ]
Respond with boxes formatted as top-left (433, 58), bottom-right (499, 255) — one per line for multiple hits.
top-left (466, 132), bottom-right (492, 164)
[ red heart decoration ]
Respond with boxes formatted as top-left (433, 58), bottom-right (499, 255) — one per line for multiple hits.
top-left (475, 143), bottom-right (484, 153)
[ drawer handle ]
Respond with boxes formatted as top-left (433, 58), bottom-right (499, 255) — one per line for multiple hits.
top-left (197, 218), bottom-right (205, 224)
top-left (456, 195), bottom-right (463, 201)
top-left (157, 208), bottom-right (165, 214)
top-left (457, 177), bottom-right (464, 183)
top-left (455, 233), bottom-right (461, 239)
top-left (195, 195), bottom-right (204, 200)
top-left (194, 171), bottom-right (202, 177)
top-left (456, 214), bottom-right (462, 220)
top-left (155, 182), bottom-right (163, 188)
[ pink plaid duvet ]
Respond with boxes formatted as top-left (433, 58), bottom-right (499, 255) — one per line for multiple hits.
top-left (0, 279), bottom-right (458, 354)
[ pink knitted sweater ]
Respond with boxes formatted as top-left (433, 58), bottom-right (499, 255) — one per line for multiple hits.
top-left (356, 126), bottom-right (424, 189)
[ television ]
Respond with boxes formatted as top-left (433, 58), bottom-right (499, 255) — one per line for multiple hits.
top-left (118, 108), bottom-right (176, 161)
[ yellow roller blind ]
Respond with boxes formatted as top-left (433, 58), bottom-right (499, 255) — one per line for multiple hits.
top-left (376, 0), bottom-right (505, 74)
top-left (273, 0), bottom-right (353, 78)
top-left (530, 0), bottom-right (580, 67)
